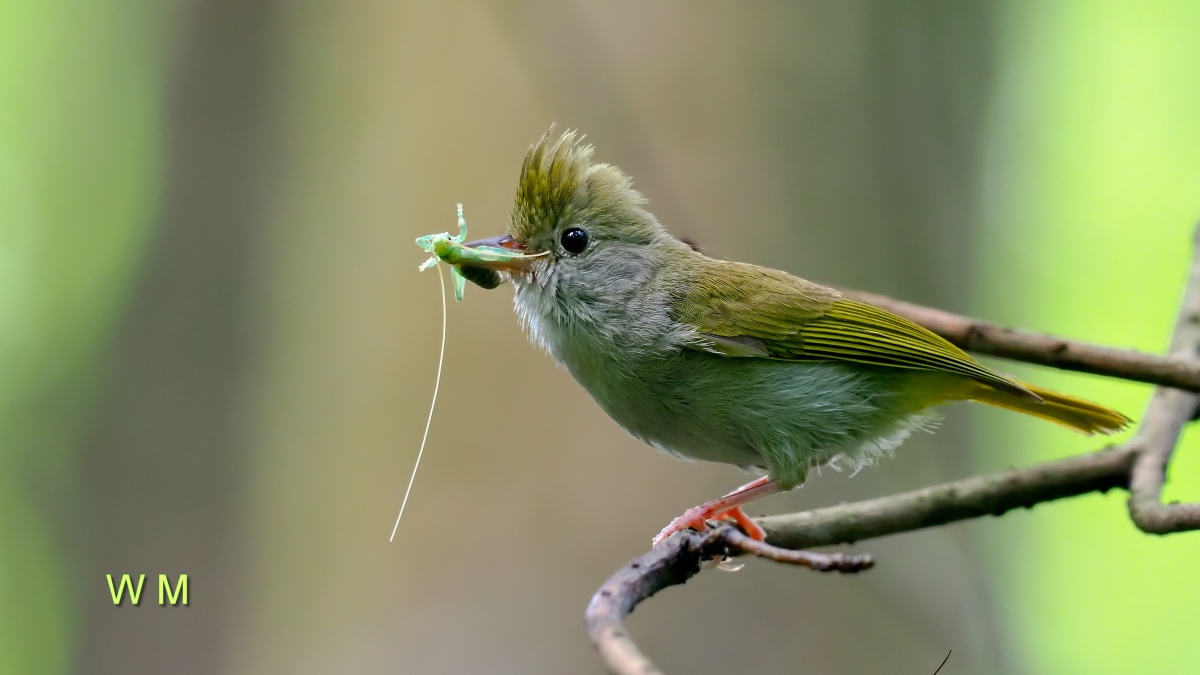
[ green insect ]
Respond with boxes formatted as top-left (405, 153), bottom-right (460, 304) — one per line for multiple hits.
top-left (416, 203), bottom-right (543, 300)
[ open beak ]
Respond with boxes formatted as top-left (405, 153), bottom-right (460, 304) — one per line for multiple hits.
top-left (462, 234), bottom-right (535, 273)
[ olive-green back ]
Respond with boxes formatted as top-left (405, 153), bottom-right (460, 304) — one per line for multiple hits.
top-left (673, 257), bottom-right (1033, 399)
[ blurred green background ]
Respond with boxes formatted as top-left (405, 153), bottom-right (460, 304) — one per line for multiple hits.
top-left (2, 1), bottom-right (1197, 673)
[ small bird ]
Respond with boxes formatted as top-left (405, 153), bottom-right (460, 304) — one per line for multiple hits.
top-left (458, 130), bottom-right (1131, 546)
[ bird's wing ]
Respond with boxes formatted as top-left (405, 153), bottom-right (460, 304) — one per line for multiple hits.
top-left (674, 259), bottom-right (1035, 399)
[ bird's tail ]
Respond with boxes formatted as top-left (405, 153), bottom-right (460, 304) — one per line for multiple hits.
top-left (967, 381), bottom-right (1132, 435)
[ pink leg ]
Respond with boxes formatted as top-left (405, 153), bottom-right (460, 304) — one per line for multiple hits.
top-left (652, 476), bottom-right (780, 546)
top-left (720, 506), bottom-right (766, 541)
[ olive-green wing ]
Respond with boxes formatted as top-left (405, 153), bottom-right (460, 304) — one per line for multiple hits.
top-left (675, 259), bottom-right (1035, 399)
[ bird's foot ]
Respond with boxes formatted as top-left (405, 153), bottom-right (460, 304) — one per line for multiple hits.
top-left (652, 505), bottom-right (765, 547)
top-left (652, 476), bottom-right (780, 547)
top-left (720, 505), bottom-right (766, 541)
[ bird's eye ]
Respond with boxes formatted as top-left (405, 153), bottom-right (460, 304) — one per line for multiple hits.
top-left (560, 227), bottom-right (589, 254)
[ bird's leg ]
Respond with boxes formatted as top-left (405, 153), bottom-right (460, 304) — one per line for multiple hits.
top-left (652, 476), bottom-right (780, 546)
top-left (718, 505), bottom-right (766, 541)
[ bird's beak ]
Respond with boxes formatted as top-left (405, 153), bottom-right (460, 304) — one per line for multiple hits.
top-left (462, 234), bottom-right (536, 273)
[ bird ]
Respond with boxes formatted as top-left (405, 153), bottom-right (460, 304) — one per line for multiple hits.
top-left (456, 129), bottom-right (1131, 546)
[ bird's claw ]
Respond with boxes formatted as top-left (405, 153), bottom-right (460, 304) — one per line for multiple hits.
top-left (651, 505), bottom-right (766, 547)
top-left (652, 509), bottom-right (711, 547)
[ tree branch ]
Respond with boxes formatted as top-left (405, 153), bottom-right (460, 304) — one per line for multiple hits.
top-left (839, 289), bottom-right (1200, 393)
top-left (587, 223), bottom-right (1200, 675)
top-left (1128, 226), bottom-right (1200, 532)
top-left (758, 444), bottom-right (1135, 549)
top-left (586, 526), bottom-right (873, 675)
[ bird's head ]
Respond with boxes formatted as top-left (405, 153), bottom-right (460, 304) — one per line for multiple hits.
top-left (462, 129), bottom-right (689, 342)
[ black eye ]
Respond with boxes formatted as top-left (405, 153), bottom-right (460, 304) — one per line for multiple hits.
top-left (560, 227), bottom-right (589, 254)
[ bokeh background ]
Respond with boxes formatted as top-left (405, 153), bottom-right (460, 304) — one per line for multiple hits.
top-left (3, 1), bottom-right (1199, 673)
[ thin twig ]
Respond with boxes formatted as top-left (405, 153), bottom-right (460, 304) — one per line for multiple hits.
top-left (757, 444), bottom-right (1135, 549)
top-left (586, 530), bottom-right (717, 675)
top-left (1128, 225), bottom-right (1200, 532)
top-left (585, 526), bottom-right (873, 675)
top-left (840, 288), bottom-right (1200, 393)
top-left (933, 650), bottom-right (952, 675)
top-left (721, 528), bottom-right (874, 571)
top-left (1127, 387), bottom-right (1200, 532)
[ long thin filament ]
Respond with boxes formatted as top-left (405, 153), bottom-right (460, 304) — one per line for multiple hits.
top-left (390, 262), bottom-right (447, 541)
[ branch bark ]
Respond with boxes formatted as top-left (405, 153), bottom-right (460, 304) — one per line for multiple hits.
top-left (758, 444), bottom-right (1135, 549)
top-left (839, 288), bottom-right (1200, 393)
top-left (1128, 226), bottom-right (1200, 532)
top-left (586, 526), bottom-right (873, 675)
top-left (587, 224), bottom-right (1200, 675)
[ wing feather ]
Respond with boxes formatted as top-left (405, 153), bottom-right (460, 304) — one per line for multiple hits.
top-left (675, 258), bottom-right (1035, 399)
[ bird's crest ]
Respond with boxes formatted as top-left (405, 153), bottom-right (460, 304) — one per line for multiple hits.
top-left (510, 128), bottom-right (594, 241)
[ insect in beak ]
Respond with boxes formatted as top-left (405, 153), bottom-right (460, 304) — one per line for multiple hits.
top-left (461, 235), bottom-right (537, 273)
top-left (416, 204), bottom-right (547, 300)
